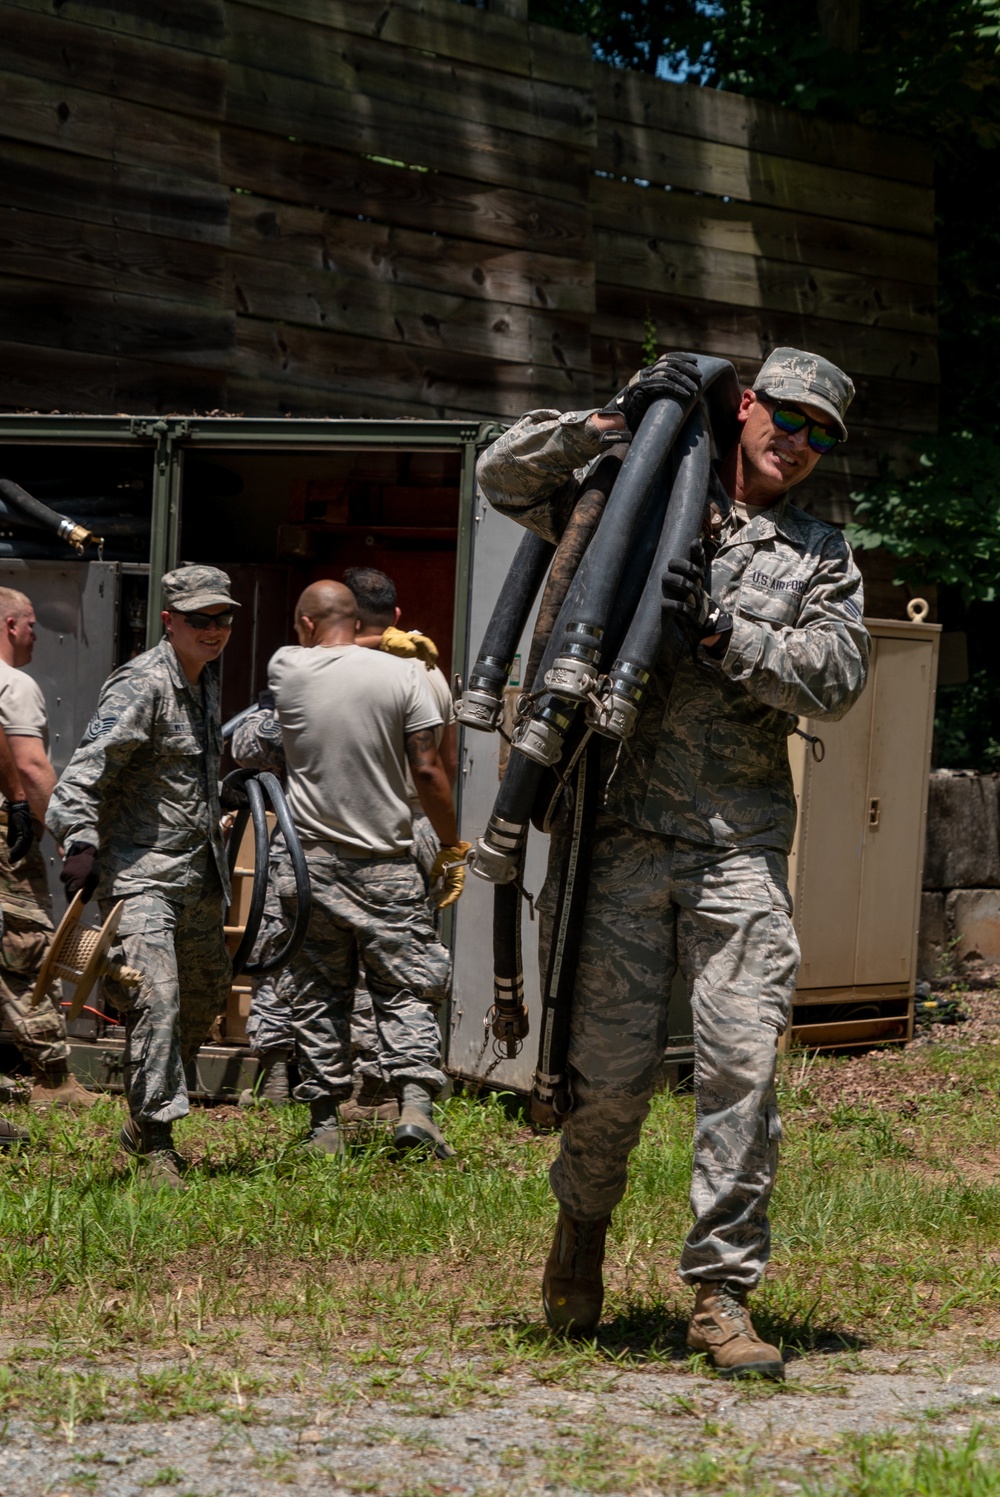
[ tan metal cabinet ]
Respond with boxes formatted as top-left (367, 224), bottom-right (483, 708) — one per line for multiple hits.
top-left (785, 616), bottom-right (940, 1050)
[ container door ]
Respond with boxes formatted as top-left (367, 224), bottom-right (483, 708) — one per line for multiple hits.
top-left (0, 559), bottom-right (121, 907)
top-left (793, 643), bottom-right (877, 990)
top-left (854, 634), bottom-right (938, 986)
top-left (449, 494), bottom-right (547, 1092)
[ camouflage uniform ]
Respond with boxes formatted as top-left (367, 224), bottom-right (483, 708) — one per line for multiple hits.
top-left (233, 705), bottom-right (450, 1101)
top-left (478, 400), bottom-right (869, 1288)
top-left (47, 633), bottom-right (232, 1125)
top-left (0, 838), bottom-right (67, 1070)
top-left (271, 840), bottom-right (449, 1102)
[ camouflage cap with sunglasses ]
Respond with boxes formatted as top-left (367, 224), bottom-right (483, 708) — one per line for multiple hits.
top-left (753, 347), bottom-right (855, 441)
top-left (161, 564), bottom-right (240, 613)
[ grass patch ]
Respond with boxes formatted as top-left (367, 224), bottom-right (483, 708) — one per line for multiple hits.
top-left (5, 1002), bottom-right (1000, 1491)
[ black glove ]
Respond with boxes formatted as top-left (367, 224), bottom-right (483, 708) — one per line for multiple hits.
top-left (220, 767), bottom-right (256, 811)
top-left (608, 352), bottom-right (702, 435)
top-left (5, 800), bottom-right (33, 864)
top-left (60, 842), bottom-right (99, 902)
top-left (661, 540), bottom-right (733, 657)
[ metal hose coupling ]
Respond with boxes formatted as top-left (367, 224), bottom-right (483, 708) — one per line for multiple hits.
top-left (544, 620), bottom-right (604, 702)
top-left (58, 518), bottom-right (101, 554)
top-left (471, 813), bottom-right (527, 884)
top-left (530, 1068), bottom-right (573, 1130)
top-left (454, 654), bottom-right (509, 732)
top-left (588, 659), bottom-right (649, 742)
top-left (511, 696), bottom-right (575, 767)
top-left (491, 972), bottom-right (530, 1058)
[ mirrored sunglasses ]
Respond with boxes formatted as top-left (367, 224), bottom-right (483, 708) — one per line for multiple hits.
top-left (770, 403), bottom-right (841, 456)
top-left (177, 609), bottom-right (234, 629)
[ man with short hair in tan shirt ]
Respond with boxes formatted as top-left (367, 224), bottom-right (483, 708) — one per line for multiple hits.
top-left (0, 586), bottom-right (96, 1112)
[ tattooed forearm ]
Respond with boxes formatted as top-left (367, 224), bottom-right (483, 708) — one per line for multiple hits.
top-left (405, 728), bottom-right (437, 770)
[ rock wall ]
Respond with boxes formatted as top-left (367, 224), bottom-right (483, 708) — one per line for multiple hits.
top-left (920, 772), bottom-right (1000, 976)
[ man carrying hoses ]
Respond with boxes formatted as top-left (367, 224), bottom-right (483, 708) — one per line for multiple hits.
top-left (476, 349), bottom-right (870, 1377)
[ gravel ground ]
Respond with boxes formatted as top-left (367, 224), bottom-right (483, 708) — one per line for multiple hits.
top-left (4, 1344), bottom-right (1000, 1496)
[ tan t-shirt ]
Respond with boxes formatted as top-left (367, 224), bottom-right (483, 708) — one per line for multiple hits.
top-left (268, 643), bottom-right (443, 856)
top-left (405, 664), bottom-right (455, 815)
top-left (0, 660), bottom-right (49, 812)
top-left (0, 660), bottom-right (48, 745)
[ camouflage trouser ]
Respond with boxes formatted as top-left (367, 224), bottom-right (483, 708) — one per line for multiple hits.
top-left (100, 881), bottom-right (232, 1124)
top-left (245, 878), bottom-right (294, 1059)
top-left (247, 816), bottom-right (446, 1083)
top-left (273, 844), bottom-right (451, 1104)
top-left (0, 841), bottom-right (67, 1070)
top-left (542, 814), bottom-right (798, 1290)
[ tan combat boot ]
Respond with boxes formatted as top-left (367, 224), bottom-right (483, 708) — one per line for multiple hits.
top-left (542, 1209), bottom-right (610, 1336)
top-left (238, 1053), bottom-right (290, 1109)
top-left (686, 1283), bottom-right (784, 1379)
top-left (1, 1112), bottom-right (30, 1149)
top-left (119, 1117), bottom-right (186, 1191)
top-left (303, 1098), bottom-right (345, 1157)
top-left (392, 1106), bottom-right (455, 1159)
top-left (29, 1066), bottom-right (100, 1111)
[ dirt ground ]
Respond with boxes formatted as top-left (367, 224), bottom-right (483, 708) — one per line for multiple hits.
top-left (6, 998), bottom-right (1000, 1496)
top-left (4, 1342), bottom-right (1000, 1496)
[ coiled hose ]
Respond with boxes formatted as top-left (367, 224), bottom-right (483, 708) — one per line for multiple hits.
top-left (226, 771), bottom-right (312, 976)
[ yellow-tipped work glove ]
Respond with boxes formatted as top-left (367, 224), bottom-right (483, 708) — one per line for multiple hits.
top-left (430, 840), bottom-right (471, 908)
top-left (407, 631), bottom-right (439, 670)
top-left (380, 626), bottom-right (439, 670)
top-left (381, 625), bottom-right (417, 658)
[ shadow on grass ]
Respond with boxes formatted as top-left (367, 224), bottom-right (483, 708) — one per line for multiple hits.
top-left (491, 1300), bottom-right (867, 1369)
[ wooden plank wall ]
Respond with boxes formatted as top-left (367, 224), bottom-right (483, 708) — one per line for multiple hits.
top-left (0, 0), bottom-right (936, 518)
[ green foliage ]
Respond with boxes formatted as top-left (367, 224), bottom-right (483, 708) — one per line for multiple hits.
top-left (844, 432), bottom-right (1000, 605)
top-left (528, 0), bottom-right (708, 76)
top-left (934, 669), bottom-right (1000, 772)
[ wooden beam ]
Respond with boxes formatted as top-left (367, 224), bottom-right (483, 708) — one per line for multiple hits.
top-left (224, 0), bottom-right (592, 88)
top-left (0, 277), bottom-right (234, 367)
top-left (226, 1), bottom-right (595, 149)
top-left (591, 176), bottom-right (936, 288)
top-left (233, 317), bottom-right (594, 419)
top-left (221, 126), bottom-right (592, 258)
top-left (0, 206), bottom-right (226, 307)
top-left (2, 0), bottom-right (227, 55)
top-left (595, 226), bottom-right (936, 335)
top-left (229, 251), bottom-right (592, 372)
top-left (0, 339), bottom-right (227, 415)
top-left (597, 119), bottom-right (934, 236)
top-left (593, 289), bottom-right (939, 385)
top-left (229, 194), bottom-right (594, 314)
top-left (0, 140), bottom-right (229, 247)
top-left (596, 65), bottom-right (930, 187)
top-left (0, 69), bottom-right (222, 180)
top-left (226, 63), bottom-right (590, 204)
top-left (0, 5), bottom-right (228, 120)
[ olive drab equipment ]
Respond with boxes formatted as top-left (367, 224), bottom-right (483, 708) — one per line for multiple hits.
top-left (457, 355), bottom-right (742, 1128)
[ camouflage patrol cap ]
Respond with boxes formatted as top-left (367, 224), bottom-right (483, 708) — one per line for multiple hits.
top-left (161, 564), bottom-right (239, 612)
top-left (753, 347), bottom-right (855, 441)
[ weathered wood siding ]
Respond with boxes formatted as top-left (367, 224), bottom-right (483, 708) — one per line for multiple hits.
top-left (0, 0), bottom-right (935, 517)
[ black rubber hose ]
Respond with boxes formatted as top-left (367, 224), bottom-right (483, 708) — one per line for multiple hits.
top-left (530, 735), bottom-right (602, 1129)
top-left (226, 807), bottom-right (250, 880)
top-left (230, 777), bottom-right (270, 976)
top-left (246, 771), bottom-right (312, 975)
top-left (540, 356), bottom-right (738, 696)
top-left (529, 467), bottom-right (673, 833)
top-left (612, 406), bottom-right (710, 673)
top-left (0, 477), bottom-right (97, 550)
top-left (457, 527), bottom-right (555, 730)
top-left (490, 877), bottom-right (529, 1056)
top-left (522, 447), bottom-right (625, 692)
